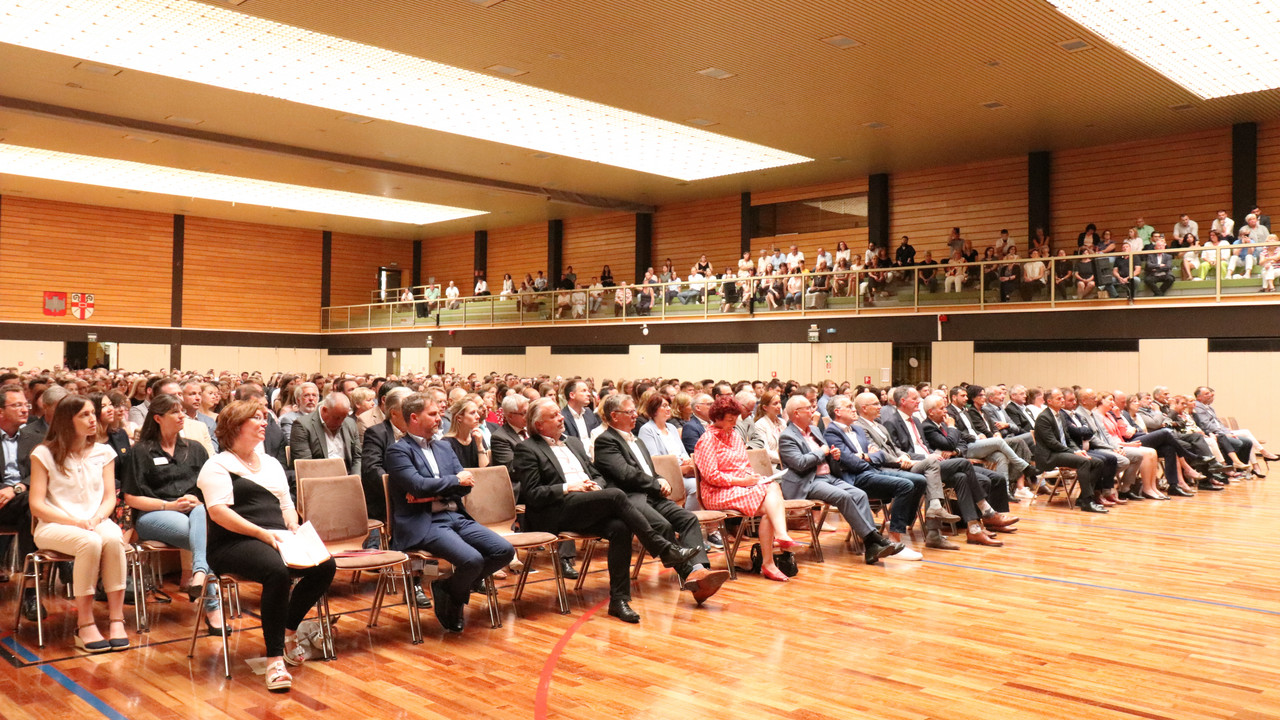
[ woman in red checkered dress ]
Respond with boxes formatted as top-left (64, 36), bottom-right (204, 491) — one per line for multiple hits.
top-left (693, 396), bottom-right (800, 582)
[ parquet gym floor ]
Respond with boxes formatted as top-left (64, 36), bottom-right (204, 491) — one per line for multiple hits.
top-left (1, 478), bottom-right (1278, 720)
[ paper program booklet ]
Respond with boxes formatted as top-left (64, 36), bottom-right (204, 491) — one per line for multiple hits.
top-left (274, 522), bottom-right (332, 568)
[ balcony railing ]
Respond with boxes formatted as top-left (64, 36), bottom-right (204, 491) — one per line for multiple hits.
top-left (322, 242), bottom-right (1279, 332)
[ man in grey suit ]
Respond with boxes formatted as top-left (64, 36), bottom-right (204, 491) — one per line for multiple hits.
top-left (1193, 386), bottom-right (1274, 472)
top-left (777, 395), bottom-right (904, 565)
top-left (290, 392), bottom-right (362, 479)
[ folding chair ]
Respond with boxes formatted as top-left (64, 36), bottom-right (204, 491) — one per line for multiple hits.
top-left (630, 455), bottom-right (733, 581)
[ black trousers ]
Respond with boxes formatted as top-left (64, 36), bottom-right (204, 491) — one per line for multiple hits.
top-left (940, 459), bottom-right (983, 523)
top-left (1216, 433), bottom-right (1252, 461)
top-left (1043, 451), bottom-right (1105, 501)
top-left (0, 490), bottom-right (36, 561)
top-left (1087, 450), bottom-right (1117, 490)
top-left (1143, 274), bottom-right (1174, 296)
top-left (208, 538), bottom-right (336, 657)
top-left (626, 493), bottom-right (707, 578)
top-left (1139, 428), bottom-right (1191, 482)
top-left (554, 488), bottom-right (671, 601)
top-left (973, 467), bottom-right (1011, 513)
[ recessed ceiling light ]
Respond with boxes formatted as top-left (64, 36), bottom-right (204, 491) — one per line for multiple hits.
top-left (485, 64), bottom-right (528, 77)
top-left (829, 156), bottom-right (848, 162)
top-left (0, 0), bottom-right (808, 180)
top-left (1057, 38), bottom-right (1093, 53)
top-left (1169, 103), bottom-right (1195, 111)
top-left (0, 143), bottom-right (486, 226)
top-left (337, 114), bottom-right (374, 124)
top-left (466, 0), bottom-right (507, 6)
top-left (687, 118), bottom-right (718, 127)
top-left (1050, 1), bottom-right (1280, 99)
top-left (73, 61), bottom-right (121, 76)
top-left (65, 82), bottom-right (83, 89)
top-left (981, 101), bottom-right (1006, 109)
top-left (164, 115), bottom-right (204, 125)
top-left (122, 134), bottom-right (159, 143)
top-left (862, 121), bottom-right (888, 129)
top-left (547, 52), bottom-right (565, 60)
top-left (530, 152), bottom-right (553, 159)
top-left (696, 67), bottom-right (736, 80)
top-left (821, 35), bottom-right (862, 49)
top-left (327, 167), bottom-right (352, 173)
top-left (986, 60), bottom-right (1001, 67)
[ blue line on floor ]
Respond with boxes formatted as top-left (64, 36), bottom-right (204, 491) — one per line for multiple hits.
top-left (1016, 516), bottom-right (1280, 548)
top-left (921, 560), bottom-right (1280, 616)
top-left (1, 636), bottom-right (130, 720)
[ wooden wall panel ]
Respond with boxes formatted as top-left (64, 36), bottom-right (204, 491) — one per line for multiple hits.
top-left (1052, 128), bottom-right (1231, 246)
top-left (931, 341), bottom-right (976, 387)
top-left (1256, 120), bottom-right (1280, 217)
top-left (420, 232), bottom-right (475, 293)
top-left (652, 195), bottom-right (740, 277)
top-left (487, 223), bottom-right (547, 288)
top-left (0, 196), bottom-right (172, 326)
top-left (563, 212), bottom-right (635, 283)
top-left (751, 177), bottom-right (870, 206)
top-left (973, 351), bottom-right (1141, 393)
top-left (184, 216), bottom-right (322, 332)
top-left (891, 156), bottom-right (1027, 261)
top-left (329, 232), bottom-right (415, 306)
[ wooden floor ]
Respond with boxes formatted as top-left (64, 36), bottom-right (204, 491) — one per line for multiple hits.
top-left (3, 478), bottom-right (1280, 720)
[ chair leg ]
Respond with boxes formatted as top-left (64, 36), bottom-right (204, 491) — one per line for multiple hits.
top-left (574, 540), bottom-right (597, 592)
top-left (13, 554), bottom-right (32, 635)
top-left (368, 572), bottom-right (387, 627)
top-left (806, 507), bottom-right (824, 563)
top-left (512, 548), bottom-right (535, 602)
top-left (484, 574), bottom-right (501, 629)
top-left (725, 519), bottom-right (749, 575)
top-left (716, 521), bottom-right (736, 580)
top-left (314, 596), bottom-right (335, 661)
top-left (400, 564), bottom-right (422, 644)
top-left (33, 558), bottom-right (46, 648)
top-left (630, 547), bottom-right (647, 581)
top-left (547, 546), bottom-right (569, 614)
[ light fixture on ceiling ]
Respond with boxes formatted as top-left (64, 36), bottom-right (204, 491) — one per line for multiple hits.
top-left (1049, 0), bottom-right (1280, 99)
top-left (484, 64), bottom-right (529, 77)
top-left (696, 67), bottom-right (737, 80)
top-left (73, 61), bottom-right (121, 76)
top-left (1169, 103), bottom-right (1195, 111)
top-left (0, 143), bottom-right (487, 226)
top-left (164, 115), bottom-right (204, 125)
top-left (337, 114), bottom-right (375, 124)
top-left (1056, 38), bottom-right (1093, 53)
top-left (122, 134), bottom-right (159, 143)
top-left (0, 0), bottom-right (808, 181)
top-left (686, 118), bottom-right (718, 127)
top-left (861, 121), bottom-right (888, 129)
top-left (981, 101), bottom-right (1006, 109)
top-left (465, 0), bottom-right (507, 6)
top-left (821, 35), bottom-right (862, 49)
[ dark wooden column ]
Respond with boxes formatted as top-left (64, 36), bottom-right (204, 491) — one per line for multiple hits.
top-left (740, 192), bottom-right (753, 254)
top-left (412, 240), bottom-right (422, 287)
top-left (868, 173), bottom-right (890, 248)
top-left (635, 212), bottom-right (653, 282)
top-left (169, 214), bottom-right (185, 367)
top-left (548, 219), bottom-right (563, 283)
top-left (474, 230), bottom-right (488, 279)
top-left (1028, 151), bottom-right (1051, 238)
top-left (1233, 122), bottom-right (1258, 222)
top-left (321, 230), bottom-right (332, 308)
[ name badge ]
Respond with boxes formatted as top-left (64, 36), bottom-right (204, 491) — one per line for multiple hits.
top-left (153, 457), bottom-right (169, 466)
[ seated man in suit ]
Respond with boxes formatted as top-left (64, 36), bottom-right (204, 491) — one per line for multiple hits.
top-left (877, 386), bottom-right (963, 524)
top-left (560, 380), bottom-right (601, 447)
top-left (357, 380), bottom-right (401, 445)
top-left (778, 395), bottom-right (906, 564)
top-left (512, 399), bottom-right (699, 624)
top-left (1033, 388), bottom-right (1108, 513)
top-left (822, 395), bottom-right (924, 559)
top-left (681, 394), bottom-right (713, 456)
top-left (385, 393), bottom-right (515, 633)
top-left (290, 392), bottom-right (362, 483)
top-left (1062, 390), bottom-right (1119, 501)
top-left (966, 385), bottom-right (1037, 494)
top-left (921, 395), bottom-right (1019, 544)
top-left (945, 386), bottom-right (1029, 483)
top-left (592, 394), bottom-right (729, 604)
top-left (0, 383), bottom-right (43, 620)
top-left (1193, 386), bottom-right (1275, 473)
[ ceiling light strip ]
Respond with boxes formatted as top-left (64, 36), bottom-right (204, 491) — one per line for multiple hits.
top-left (0, 0), bottom-right (811, 180)
top-left (1049, 0), bottom-right (1280, 100)
top-left (0, 143), bottom-right (486, 225)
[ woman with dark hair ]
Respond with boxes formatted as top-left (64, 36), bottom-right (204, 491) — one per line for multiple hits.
top-left (198, 401), bottom-right (336, 692)
top-left (638, 393), bottom-right (699, 508)
top-left (693, 396), bottom-right (799, 582)
top-left (600, 264), bottom-right (615, 287)
top-left (123, 394), bottom-right (223, 632)
top-left (88, 391), bottom-right (131, 464)
top-left (28, 396), bottom-right (130, 653)
top-left (1078, 223), bottom-right (1100, 247)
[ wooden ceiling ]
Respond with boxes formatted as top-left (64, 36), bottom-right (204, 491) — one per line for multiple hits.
top-left (1, 0), bottom-right (1278, 240)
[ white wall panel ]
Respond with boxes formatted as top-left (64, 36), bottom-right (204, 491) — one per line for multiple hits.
top-left (1139, 339), bottom-right (1208, 394)
top-left (931, 341), bottom-right (974, 386)
top-left (0, 340), bottom-right (63, 372)
top-left (1207, 352), bottom-right (1280, 456)
top-left (972, 351), bottom-right (1140, 393)
top-left (117, 343), bottom-right (171, 372)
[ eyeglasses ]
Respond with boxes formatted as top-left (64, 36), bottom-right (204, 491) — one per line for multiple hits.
top-left (2, 402), bottom-right (31, 409)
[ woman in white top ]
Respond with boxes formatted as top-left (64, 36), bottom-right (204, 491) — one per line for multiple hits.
top-left (473, 276), bottom-right (490, 297)
top-left (197, 401), bottom-right (336, 692)
top-left (29, 395), bottom-right (130, 653)
top-left (637, 393), bottom-right (700, 509)
top-left (500, 273), bottom-right (515, 297)
top-left (747, 390), bottom-right (785, 467)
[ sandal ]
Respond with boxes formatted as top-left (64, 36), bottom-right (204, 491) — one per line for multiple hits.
top-left (107, 618), bottom-right (130, 651)
top-left (760, 566), bottom-right (790, 582)
top-left (75, 623), bottom-right (112, 654)
top-left (265, 660), bottom-right (292, 692)
top-left (283, 635), bottom-right (310, 667)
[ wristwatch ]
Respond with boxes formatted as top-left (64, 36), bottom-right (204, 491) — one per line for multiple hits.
top-left (12, 484), bottom-right (25, 494)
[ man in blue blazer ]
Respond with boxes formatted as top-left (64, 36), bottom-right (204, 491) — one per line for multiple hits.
top-left (385, 393), bottom-right (515, 633)
top-left (560, 380), bottom-right (602, 444)
top-left (680, 394), bottom-right (713, 455)
top-left (777, 395), bottom-right (904, 565)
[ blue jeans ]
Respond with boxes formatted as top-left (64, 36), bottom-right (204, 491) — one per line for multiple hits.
top-left (134, 506), bottom-right (219, 610)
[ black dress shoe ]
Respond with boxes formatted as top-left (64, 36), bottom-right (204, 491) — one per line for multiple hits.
top-left (864, 541), bottom-right (904, 565)
top-left (431, 580), bottom-right (463, 633)
top-left (1078, 500), bottom-right (1109, 513)
top-left (1198, 480), bottom-right (1224, 491)
top-left (20, 593), bottom-right (47, 622)
top-left (658, 544), bottom-right (700, 568)
top-left (1125, 489), bottom-right (1146, 501)
top-left (558, 557), bottom-right (580, 580)
top-left (1167, 486), bottom-right (1194, 497)
top-left (607, 599), bottom-right (640, 624)
top-left (413, 584), bottom-right (431, 609)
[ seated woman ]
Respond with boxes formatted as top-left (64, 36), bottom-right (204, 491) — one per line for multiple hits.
top-left (783, 268), bottom-right (804, 310)
top-left (998, 248), bottom-right (1021, 302)
top-left (1261, 235), bottom-right (1280, 292)
top-left (669, 392), bottom-right (694, 430)
top-left (805, 260), bottom-right (831, 306)
top-left (499, 273), bottom-right (515, 297)
top-left (444, 397), bottom-right (491, 469)
top-left (123, 394), bottom-right (223, 633)
top-left (638, 393), bottom-right (700, 510)
top-left (1052, 249), bottom-right (1074, 298)
top-left (29, 395), bottom-right (130, 653)
top-left (693, 396), bottom-right (800, 582)
top-left (765, 263), bottom-right (788, 309)
top-left (1020, 249), bottom-right (1047, 301)
top-left (1074, 247), bottom-right (1097, 298)
top-left (981, 246), bottom-right (1001, 293)
top-left (198, 401), bottom-right (337, 692)
top-left (719, 272), bottom-right (742, 312)
top-left (747, 390), bottom-right (785, 467)
top-left (943, 252), bottom-right (965, 293)
top-left (613, 282), bottom-right (633, 316)
top-left (832, 258), bottom-right (851, 297)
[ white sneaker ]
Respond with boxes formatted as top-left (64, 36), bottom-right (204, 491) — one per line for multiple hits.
top-left (1014, 487), bottom-right (1036, 501)
top-left (888, 546), bottom-right (923, 561)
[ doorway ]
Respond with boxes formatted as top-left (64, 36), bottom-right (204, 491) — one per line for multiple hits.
top-left (891, 343), bottom-right (930, 387)
top-left (378, 266), bottom-right (403, 303)
top-left (64, 341), bottom-right (111, 370)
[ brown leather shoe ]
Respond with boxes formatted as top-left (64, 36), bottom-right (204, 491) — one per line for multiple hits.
top-left (925, 532), bottom-right (960, 550)
top-left (684, 569), bottom-right (730, 606)
top-left (982, 512), bottom-right (1020, 527)
top-left (987, 524), bottom-right (1018, 534)
top-left (966, 530), bottom-right (1004, 547)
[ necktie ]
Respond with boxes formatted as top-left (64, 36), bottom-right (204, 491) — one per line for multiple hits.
top-left (845, 426), bottom-right (863, 453)
top-left (908, 418), bottom-right (926, 452)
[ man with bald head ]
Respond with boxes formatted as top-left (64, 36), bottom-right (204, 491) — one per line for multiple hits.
top-left (290, 392), bottom-right (362, 481)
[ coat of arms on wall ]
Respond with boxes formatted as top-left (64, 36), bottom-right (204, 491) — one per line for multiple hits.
top-left (70, 293), bottom-right (95, 320)
top-left (43, 291), bottom-right (67, 316)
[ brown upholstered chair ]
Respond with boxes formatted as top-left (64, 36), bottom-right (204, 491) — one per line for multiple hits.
top-left (461, 466), bottom-right (568, 626)
top-left (295, 457), bottom-right (385, 549)
top-left (630, 454), bottom-right (733, 581)
top-left (746, 448), bottom-right (825, 561)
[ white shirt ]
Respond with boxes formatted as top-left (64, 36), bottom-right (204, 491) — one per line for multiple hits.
top-left (952, 404), bottom-right (979, 436)
top-left (324, 427), bottom-right (345, 460)
top-left (1212, 216), bottom-right (1234, 238)
top-left (620, 432), bottom-right (653, 476)
top-left (30, 444), bottom-right (115, 526)
top-left (474, 279), bottom-right (488, 294)
top-left (197, 450), bottom-right (293, 511)
top-left (898, 409), bottom-right (929, 455)
top-left (544, 436), bottom-right (591, 491)
top-left (832, 421), bottom-right (863, 453)
top-left (786, 251), bottom-right (805, 267)
top-left (445, 285), bottom-right (460, 299)
top-left (567, 406), bottom-right (589, 439)
top-left (410, 434), bottom-right (441, 476)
